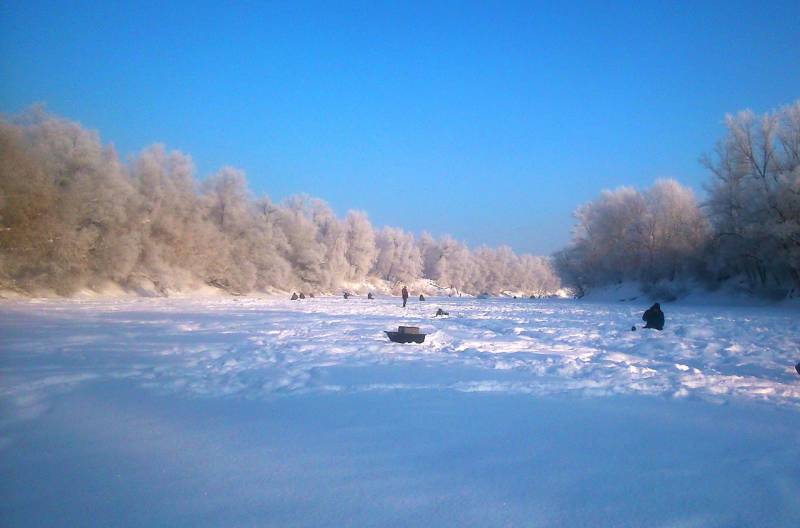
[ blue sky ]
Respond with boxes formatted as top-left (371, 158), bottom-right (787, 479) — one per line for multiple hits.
top-left (2, 1), bottom-right (799, 254)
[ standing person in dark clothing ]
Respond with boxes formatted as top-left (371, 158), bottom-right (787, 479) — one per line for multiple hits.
top-left (642, 303), bottom-right (665, 330)
top-left (401, 286), bottom-right (409, 307)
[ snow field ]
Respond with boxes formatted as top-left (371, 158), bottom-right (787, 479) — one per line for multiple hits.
top-left (2, 296), bottom-right (797, 420)
top-left (1, 296), bottom-right (799, 527)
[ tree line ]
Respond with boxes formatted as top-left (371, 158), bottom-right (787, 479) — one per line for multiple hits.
top-left (0, 108), bottom-right (559, 296)
top-left (3, 101), bottom-right (797, 299)
top-left (555, 101), bottom-right (800, 298)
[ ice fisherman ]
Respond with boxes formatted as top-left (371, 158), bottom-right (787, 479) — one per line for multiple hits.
top-left (401, 286), bottom-right (409, 307)
top-left (291, 292), bottom-right (298, 300)
top-left (642, 303), bottom-right (665, 331)
top-left (419, 294), bottom-right (425, 301)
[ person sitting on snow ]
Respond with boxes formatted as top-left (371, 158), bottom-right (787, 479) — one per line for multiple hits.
top-left (435, 308), bottom-right (449, 317)
top-left (299, 293), bottom-right (305, 299)
top-left (367, 292), bottom-right (374, 299)
top-left (419, 294), bottom-right (425, 301)
top-left (291, 292), bottom-right (299, 300)
top-left (642, 303), bottom-right (665, 331)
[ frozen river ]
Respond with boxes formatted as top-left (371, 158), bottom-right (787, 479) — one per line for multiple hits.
top-left (1, 296), bottom-right (799, 526)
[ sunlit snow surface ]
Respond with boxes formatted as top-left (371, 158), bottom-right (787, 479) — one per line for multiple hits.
top-left (1, 297), bottom-right (799, 526)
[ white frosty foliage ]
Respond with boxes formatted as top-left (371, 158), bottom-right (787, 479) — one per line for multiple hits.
top-left (0, 110), bottom-right (559, 297)
top-left (557, 100), bottom-right (800, 298)
top-left (702, 102), bottom-right (800, 293)
top-left (344, 211), bottom-right (377, 282)
top-left (555, 180), bottom-right (708, 295)
top-left (373, 227), bottom-right (423, 284)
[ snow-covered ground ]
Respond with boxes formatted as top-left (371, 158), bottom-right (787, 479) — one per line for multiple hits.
top-left (1, 296), bottom-right (799, 526)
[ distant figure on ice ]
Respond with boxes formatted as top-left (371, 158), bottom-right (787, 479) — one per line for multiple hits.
top-left (642, 303), bottom-right (665, 331)
top-left (419, 294), bottom-right (425, 301)
top-left (401, 286), bottom-right (409, 307)
top-left (343, 292), bottom-right (350, 299)
top-left (367, 292), bottom-right (374, 299)
top-left (435, 308), bottom-right (449, 317)
top-left (291, 292), bottom-right (299, 300)
top-left (299, 292), bottom-right (305, 299)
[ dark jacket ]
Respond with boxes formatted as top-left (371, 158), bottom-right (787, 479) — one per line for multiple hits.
top-left (401, 287), bottom-right (409, 299)
top-left (642, 303), bottom-right (665, 330)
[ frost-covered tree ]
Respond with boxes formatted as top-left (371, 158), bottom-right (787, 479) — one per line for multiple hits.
top-left (518, 254), bottom-right (561, 296)
top-left (554, 187), bottom-right (647, 290)
top-left (415, 232), bottom-right (558, 296)
top-left (0, 119), bottom-right (63, 291)
top-left (309, 199), bottom-right (349, 288)
top-left (373, 227), bottom-right (422, 284)
top-left (555, 101), bottom-right (799, 297)
top-left (417, 231), bottom-right (441, 280)
top-left (436, 235), bottom-right (473, 293)
top-left (130, 144), bottom-right (212, 292)
top-left (702, 101), bottom-right (800, 292)
top-left (641, 179), bottom-right (709, 282)
top-left (0, 108), bottom-right (561, 297)
top-left (201, 168), bottom-right (257, 293)
top-left (250, 196), bottom-right (294, 290)
top-left (278, 196), bottom-right (328, 289)
top-left (344, 211), bottom-right (377, 281)
top-left (0, 110), bottom-right (138, 293)
top-left (555, 181), bottom-right (707, 292)
top-left (472, 246), bottom-right (516, 294)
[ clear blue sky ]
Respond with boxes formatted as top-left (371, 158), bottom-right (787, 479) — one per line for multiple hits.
top-left (2, 1), bottom-right (798, 254)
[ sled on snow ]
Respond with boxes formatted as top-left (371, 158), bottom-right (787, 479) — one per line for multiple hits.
top-left (385, 326), bottom-right (426, 344)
